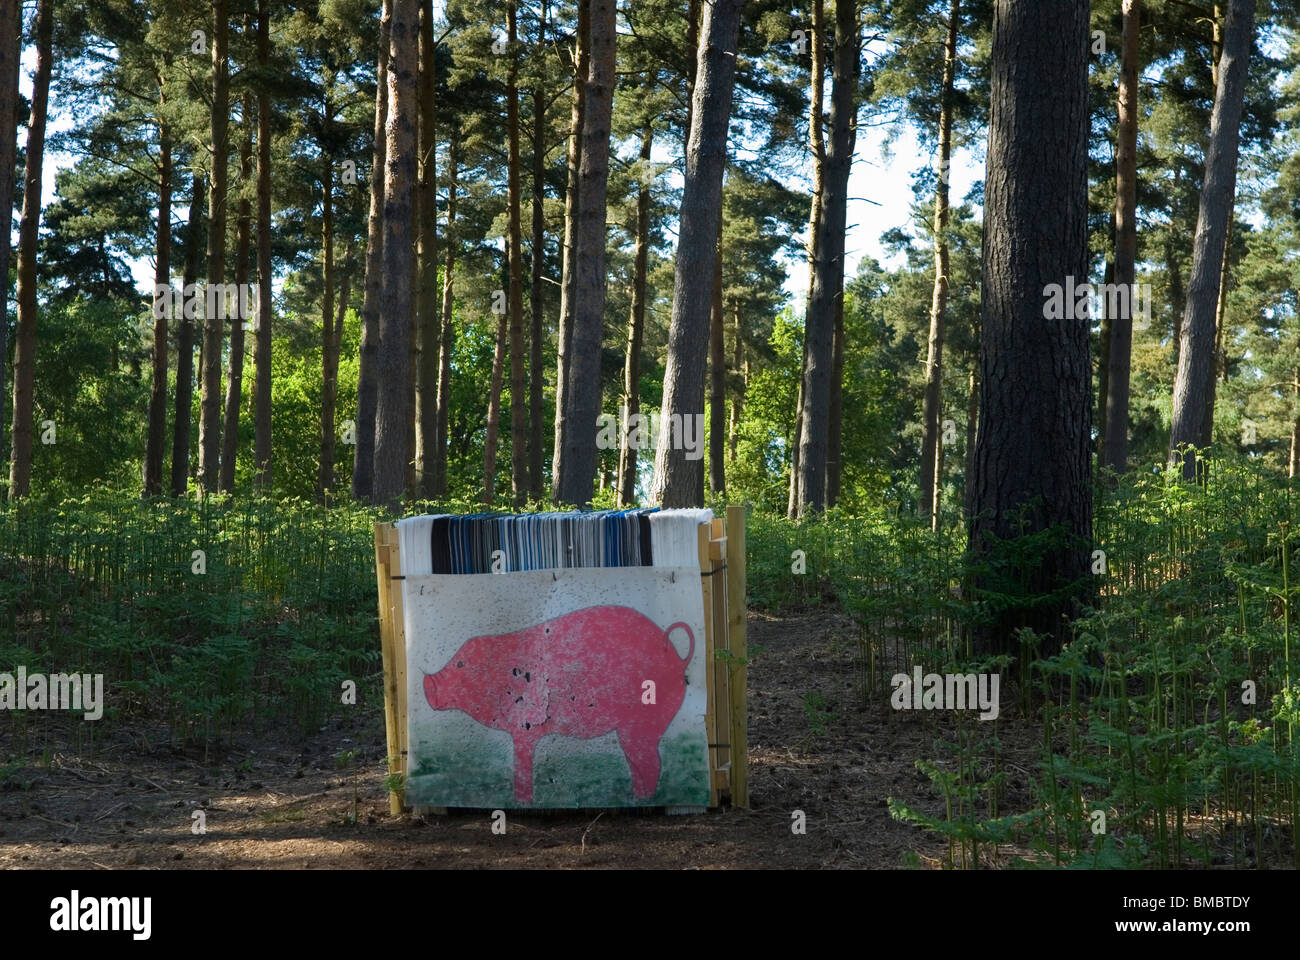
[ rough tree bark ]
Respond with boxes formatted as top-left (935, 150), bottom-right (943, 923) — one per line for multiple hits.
top-left (919, 0), bottom-right (959, 524)
top-left (649, 0), bottom-right (743, 507)
top-left (1102, 0), bottom-right (1140, 475)
top-left (198, 0), bottom-right (230, 494)
top-left (414, 0), bottom-right (438, 498)
top-left (352, 0), bottom-right (390, 500)
top-left (708, 231), bottom-right (725, 495)
top-left (528, 0), bottom-right (550, 498)
top-left (221, 88), bottom-right (254, 495)
top-left (171, 175), bottom-right (204, 497)
top-left (0, 0), bottom-right (17, 471)
top-left (552, 0), bottom-right (616, 506)
top-left (1168, 0), bottom-right (1255, 479)
top-left (507, 0), bottom-right (528, 504)
top-left (551, 0), bottom-right (589, 501)
top-left (796, 0), bottom-right (857, 516)
top-left (789, 0), bottom-right (825, 519)
top-left (371, 0), bottom-right (418, 506)
top-left (316, 101), bottom-right (337, 503)
top-left (253, 0), bottom-right (274, 493)
top-left (967, 0), bottom-right (1093, 656)
top-left (7, 0), bottom-right (52, 500)
top-left (618, 122), bottom-right (652, 507)
top-left (144, 116), bottom-right (172, 497)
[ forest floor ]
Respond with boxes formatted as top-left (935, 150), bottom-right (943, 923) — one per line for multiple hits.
top-left (1, 607), bottom-right (1049, 869)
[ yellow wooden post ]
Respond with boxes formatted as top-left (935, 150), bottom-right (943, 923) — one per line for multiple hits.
top-left (375, 523), bottom-right (403, 815)
top-left (708, 525), bottom-right (731, 791)
top-left (726, 505), bottom-right (749, 807)
top-left (389, 524), bottom-right (409, 808)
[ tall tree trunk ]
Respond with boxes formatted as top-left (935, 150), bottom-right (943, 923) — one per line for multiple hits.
top-left (787, 379), bottom-right (803, 517)
top-left (826, 289), bottom-right (844, 508)
top-left (484, 294), bottom-right (508, 504)
top-left (1166, 214), bottom-right (1185, 365)
top-left (171, 176), bottom-right (204, 497)
top-left (353, 0), bottom-right (390, 500)
top-left (649, 0), bottom-right (742, 507)
top-left (789, 0), bottom-right (826, 519)
top-left (407, 133), bottom-right (419, 497)
top-left (507, 0), bottom-right (528, 504)
top-left (372, 0), bottom-right (418, 506)
top-left (253, 0), bottom-right (274, 493)
top-left (317, 105), bottom-right (337, 503)
top-left (221, 89), bottom-right (254, 495)
top-left (1097, 248), bottom-right (1113, 458)
top-left (144, 118), bottom-right (172, 497)
top-left (796, 0), bottom-right (858, 517)
top-left (968, 0), bottom-right (1092, 656)
top-left (415, 0), bottom-right (439, 498)
top-left (1168, 0), bottom-right (1255, 479)
top-left (551, 0), bottom-right (590, 502)
top-left (199, 0), bottom-right (230, 494)
top-left (964, 365), bottom-right (978, 489)
top-left (619, 123), bottom-right (652, 507)
top-left (434, 132), bottom-right (457, 498)
top-left (1102, 0), bottom-right (1140, 474)
top-left (553, 0), bottom-right (616, 507)
top-left (708, 231), bottom-right (725, 495)
top-left (0, 0), bottom-right (17, 472)
top-left (728, 303), bottom-right (743, 463)
top-left (7, 0), bottom-right (52, 500)
top-left (1205, 217), bottom-right (1232, 444)
top-left (528, 1), bottom-right (549, 498)
top-left (684, 0), bottom-right (700, 137)
top-left (919, 0), bottom-right (959, 522)
top-left (1290, 368), bottom-right (1300, 479)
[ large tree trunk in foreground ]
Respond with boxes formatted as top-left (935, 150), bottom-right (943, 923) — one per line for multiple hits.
top-left (353, 0), bottom-right (391, 500)
top-left (372, 0), bottom-right (418, 506)
top-left (967, 0), bottom-right (1092, 656)
top-left (198, 0), bottom-right (230, 494)
top-left (552, 0), bottom-right (616, 507)
top-left (796, 0), bottom-right (858, 517)
top-left (919, 0), bottom-right (959, 524)
top-left (1168, 0), bottom-right (1254, 479)
top-left (650, 0), bottom-right (742, 508)
top-left (1102, 0), bottom-right (1140, 475)
top-left (7, 0), bottom-right (52, 500)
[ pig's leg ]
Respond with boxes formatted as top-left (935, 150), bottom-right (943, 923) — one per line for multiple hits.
top-left (617, 727), bottom-right (663, 801)
top-left (512, 735), bottom-right (539, 803)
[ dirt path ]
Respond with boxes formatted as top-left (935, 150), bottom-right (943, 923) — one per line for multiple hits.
top-left (1, 609), bottom-right (1038, 869)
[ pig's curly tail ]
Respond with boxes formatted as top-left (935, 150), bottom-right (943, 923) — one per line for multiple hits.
top-left (665, 622), bottom-right (695, 663)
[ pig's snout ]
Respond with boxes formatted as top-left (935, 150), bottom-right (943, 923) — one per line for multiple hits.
top-left (423, 672), bottom-right (442, 709)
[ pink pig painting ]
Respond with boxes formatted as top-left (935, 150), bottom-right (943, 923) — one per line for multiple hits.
top-left (422, 605), bottom-right (695, 803)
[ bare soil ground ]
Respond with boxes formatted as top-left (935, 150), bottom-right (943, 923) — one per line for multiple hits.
top-left (1, 608), bottom-right (1046, 869)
